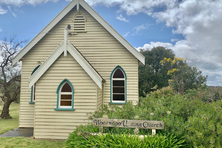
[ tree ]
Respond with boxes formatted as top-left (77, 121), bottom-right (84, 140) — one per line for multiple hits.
top-left (0, 37), bottom-right (26, 119)
top-left (161, 57), bottom-right (208, 95)
top-left (139, 46), bottom-right (175, 96)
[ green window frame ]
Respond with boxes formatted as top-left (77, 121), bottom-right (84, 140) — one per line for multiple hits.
top-left (110, 65), bottom-right (127, 104)
top-left (29, 65), bottom-right (40, 104)
top-left (54, 79), bottom-right (75, 111)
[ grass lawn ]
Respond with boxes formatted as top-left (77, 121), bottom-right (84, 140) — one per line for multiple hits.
top-left (0, 103), bottom-right (65, 148)
top-left (0, 137), bottom-right (65, 148)
top-left (0, 102), bottom-right (19, 134)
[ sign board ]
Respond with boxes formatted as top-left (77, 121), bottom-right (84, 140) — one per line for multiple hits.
top-left (92, 118), bottom-right (164, 129)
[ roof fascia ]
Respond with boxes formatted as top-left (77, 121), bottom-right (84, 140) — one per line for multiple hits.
top-left (29, 42), bottom-right (64, 88)
top-left (79, 0), bottom-right (145, 65)
top-left (67, 41), bottom-right (103, 89)
top-left (12, 0), bottom-right (78, 65)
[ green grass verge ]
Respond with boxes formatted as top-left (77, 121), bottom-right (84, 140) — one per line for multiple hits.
top-left (0, 103), bottom-right (65, 148)
top-left (0, 137), bottom-right (65, 148)
top-left (0, 103), bottom-right (20, 134)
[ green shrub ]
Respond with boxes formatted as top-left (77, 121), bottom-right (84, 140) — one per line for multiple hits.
top-left (186, 101), bottom-right (222, 147)
top-left (89, 101), bottom-right (136, 120)
top-left (89, 102), bottom-right (139, 134)
top-left (88, 87), bottom-right (222, 147)
top-left (138, 94), bottom-right (205, 134)
top-left (65, 126), bottom-right (188, 148)
top-left (150, 86), bottom-right (175, 98)
top-left (138, 91), bottom-right (222, 147)
top-left (185, 86), bottom-right (222, 102)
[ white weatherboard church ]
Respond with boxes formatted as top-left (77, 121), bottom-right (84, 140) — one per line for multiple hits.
top-left (13, 0), bottom-right (145, 139)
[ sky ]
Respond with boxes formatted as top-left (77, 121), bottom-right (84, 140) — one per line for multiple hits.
top-left (0, 0), bottom-right (222, 86)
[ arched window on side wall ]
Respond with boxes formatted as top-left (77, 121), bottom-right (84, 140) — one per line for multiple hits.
top-left (29, 65), bottom-right (40, 104)
top-left (110, 66), bottom-right (127, 104)
top-left (55, 79), bottom-right (75, 111)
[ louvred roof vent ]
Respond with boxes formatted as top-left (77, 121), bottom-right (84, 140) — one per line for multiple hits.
top-left (73, 13), bottom-right (86, 31)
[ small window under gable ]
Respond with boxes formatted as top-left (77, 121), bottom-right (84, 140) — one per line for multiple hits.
top-left (55, 79), bottom-right (75, 111)
top-left (73, 12), bottom-right (86, 32)
top-left (60, 83), bottom-right (72, 107)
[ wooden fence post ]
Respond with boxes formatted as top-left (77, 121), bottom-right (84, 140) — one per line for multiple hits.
top-left (152, 129), bottom-right (156, 135)
top-left (99, 127), bottom-right (103, 133)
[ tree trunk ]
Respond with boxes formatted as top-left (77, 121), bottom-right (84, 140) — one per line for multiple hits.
top-left (0, 100), bottom-right (12, 119)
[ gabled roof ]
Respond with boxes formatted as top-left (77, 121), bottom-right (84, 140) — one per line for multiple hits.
top-left (29, 41), bottom-right (104, 89)
top-left (12, 0), bottom-right (145, 65)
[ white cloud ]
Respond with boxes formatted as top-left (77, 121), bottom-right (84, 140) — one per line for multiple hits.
top-left (123, 31), bottom-right (130, 37)
top-left (171, 39), bottom-right (179, 42)
top-left (133, 24), bottom-right (152, 35)
top-left (84, 0), bottom-right (222, 85)
top-left (150, 1), bottom-right (222, 85)
top-left (7, 6), bottom-right (17, 18)
top-left (0, 6), bottom-right (7, 14)
top-left (201, 70), bottom-right (222, 86)
top-left (0, 0), bottom-right (60, 16)
top-left (84, 0), bottom-right (122, 7)
top-left (0, 0), bottom-right (221, 86)
top-left (85, 0), bottom-right (180, 15)
top-left (133, 24), bottom-right (147, 32)
top-left (0, 28), bottom-right (2, 32)
top-left (116, 14), bottom-right (129, 22)
top-left (137, 42), bottom-right (173, 51)
top-left (0, 0), bottom-right (59, 6)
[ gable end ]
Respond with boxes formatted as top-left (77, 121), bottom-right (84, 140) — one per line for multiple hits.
top-left (13, 0), bottom-right (145, 65)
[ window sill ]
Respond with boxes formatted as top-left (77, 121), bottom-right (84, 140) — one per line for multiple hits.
top-left (29, 102), bottom-right (35, 104)
top-left (54, 108), bottom-right (75, 111)
top-left (109, 102), bottom-right (127, 105)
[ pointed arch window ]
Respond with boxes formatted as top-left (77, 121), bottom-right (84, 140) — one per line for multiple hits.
top-left (110, 66), bottom-right (127, 104)
top-left (29, 65), bottom-right (40, 104)
top-left (55, 79), bottom-right (75, 111)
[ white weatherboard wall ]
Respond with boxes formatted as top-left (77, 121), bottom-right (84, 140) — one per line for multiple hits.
top-left (97, 86), bottom-right (103, 108)
top-left (19, 5), bottom-right (139, 139)
top-left (41, 6), bottom-right (139, 105)
top-left (67, 6), bottom-right (139, 105)
top-left (34, 53), bottom-right (97, 139)
top-left (19, 62), bottom-right (38, 128)
top-left (56, 6), bottom-right (138, 105)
